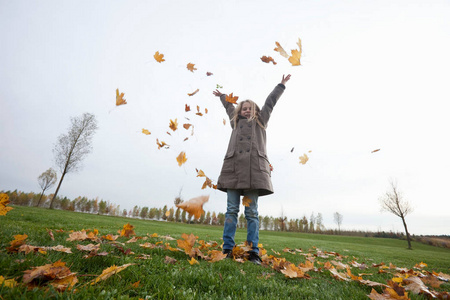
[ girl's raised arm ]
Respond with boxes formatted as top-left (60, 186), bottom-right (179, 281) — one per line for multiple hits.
top-left (281, 74), bottom-right (291, 85)
top-left (213, 89), bottom-right (223, 97)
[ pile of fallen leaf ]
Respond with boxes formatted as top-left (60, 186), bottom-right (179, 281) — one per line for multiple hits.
top-left (1, 224), bottom-right (449, 299)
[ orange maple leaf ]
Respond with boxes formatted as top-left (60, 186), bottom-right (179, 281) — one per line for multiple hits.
top-left (120, 223), bottom-right (136, 237)
top-left (185, 104), bottom-right (191, 112)
top-left (260, 56), bottom-right (277, 65)
top-left (23, 260), bottom-right (78, 291)
top-left (116, 89), bottom-right (127, 106)
top-left (176, 151), bottom-right (187, 166)
top-left (183, 123), bottom-right (192, 130)
top-left (187, 63), bottom-right (197, 72)
top-left (188, 257), bottom-right (199, 265)
top-left (176, 195), bottom-right (209, 219)
top-left (242, 196), bottom-right (252, 207)
top-left (225, 93), bottom-right (239, 104)
top-left (142, 129), bottom-right (151, 135)
top-left (188, 89), bottom-right (199, 96)
top-left (177, 233), bottom-right (198, 256)
top-left (169, 119), bottom-right (178, 131)
top-left (154, 51), bottom-right (165, 63)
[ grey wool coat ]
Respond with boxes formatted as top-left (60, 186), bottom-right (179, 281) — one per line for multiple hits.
top-left (217, 84), bottom-right (286, 196)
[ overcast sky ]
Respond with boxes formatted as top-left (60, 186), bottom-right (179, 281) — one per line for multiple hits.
top-left (1, 0), bottom-right (449, 235)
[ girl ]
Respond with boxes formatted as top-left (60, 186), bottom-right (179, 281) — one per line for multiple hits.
top-left (212, 74), bottom-right (291, 264)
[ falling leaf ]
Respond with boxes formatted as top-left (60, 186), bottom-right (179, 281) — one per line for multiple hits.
top-left (288, 38), bottom-right (302, 66)
top-left (274, 41), bottom-right (289, 58)
top-left (216, 84), bottom-right (223, 89)
top-left (185, 104), bottom-right (191, 112)
top-left (176, 151), bottom-right (187, 166)
top-left (187, 63), bottom-right (197, 72)
top-left (176, 195), bottom-right (209, 219)
top-left (120, 223), bottom-right (136, 237)
top-left (208, 250), bottom-right (228, 263)
top-left (260, 56), bottom-right (277, 65)
top-left (0, 193), bottom-right (13, 216)
top-left (169, 119), bottom-right (178, 131)
top-left (225, 93), bottom-right (239, 104)
top-left (299, 154), bottom-right (309, 165)
top-left (154, 51), bottom-right (165, 63)
top-left (242, 196), bottom-right (252, 207)
top-left (372, 149), bottom-right (380, 153)
top-left (205, 108), bottom-right (208, 114)
top-left (290, 147), bottom-right (294, 153)
top-left (90, 263), bottom-right (135, 285)
top-left (116, 89), bottom-right (127, 106)
top-left (183, 124), bottom-right (192, 130)
top-left (223, 119), bottom-right (226, 125)
top-left (206, 72), bottom-right (213, 76)
top-left (188, 89), bottom-right (199, 96)
top-left (156, 139), bottom-right (169, 149)
top-left (142, 129), bottom-right (151, 135)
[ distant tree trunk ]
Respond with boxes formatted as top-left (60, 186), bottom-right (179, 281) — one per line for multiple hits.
top-left (400, 213), bottom-right (412, 249)
top-left (50, 169), bottom-right (66, 209)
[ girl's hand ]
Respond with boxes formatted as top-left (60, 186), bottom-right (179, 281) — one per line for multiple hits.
top-left (213, 89), bottom-right (223, 97)
top-left (281, 74), bottom-right (291, 85)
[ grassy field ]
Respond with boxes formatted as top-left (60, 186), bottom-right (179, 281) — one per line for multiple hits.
top-left (1, 206), bottom-right (449, 299)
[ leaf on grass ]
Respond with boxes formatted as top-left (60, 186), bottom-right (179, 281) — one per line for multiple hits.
top-left (208, 250), bottom-right (228, 263)
top-left (154, 51), bottom-right (165, 63)
top-left (225, 93), bottom-right (239, 104)
top-left (120, 223), bottom-right (136, 237)
top-left (90, 263), bottom-right (134, 285)
top-left (164, 256), bottom-right (178, 264)
top-left (188, 257), bottom-right (199, 265)
top-left (77, 244), bottom-right (100, 252)
top-left (188, 89), bottom-right (199, 96)
top-left (187, 63), bottom-right (197, 72)
top-left (169, 119), bottom-right (178, 131)
top-left (67, 231), bottom-right (89, 242)
top-left (281, 263), bottom-right (308, 279)
top-left (242, 196), bottom-right (252, 207)
top-left (176, 195), bottom-right (209, 219)
top-left (299, 154), bottom-right (309, 165)
top-left (7, 234), bottom-right (28, 252)
top-left (102, 234), bottom-right (119, 241)
top-left (260, 56), bottom-right (277, 65)
top-left (116, 89), bottom-right (127, 106)
top-left (0, 275), bottom-right (17, 288)
top-left (176, 151), bottom-right (187, 166)
top-left (0, 193), bottom-right (14, 216)
top-left (23, 260), bottom-right (78, 291)
top-left (329, 268), bottom-right (351, 281)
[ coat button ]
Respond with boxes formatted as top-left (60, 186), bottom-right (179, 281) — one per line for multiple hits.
top-left (239, 137), bottom-right (243, 141)
top-left (246, 149), bottom-right (250, 152)
top-left (240, 125), bottom-right (243, 129)
top-left (239, 150), bottom-right (242, 153)
top-left (247, 136), bottom-right (250, 140)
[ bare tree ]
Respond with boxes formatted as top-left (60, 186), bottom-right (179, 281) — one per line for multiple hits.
top-left (379, 180), bottom-right (413, 249)
top-left (36, 168), bottom-right (57, 207)
top-left (49, 113), bottom-right (98, 209)
top-left (334, 212), bottom-right (343, 233)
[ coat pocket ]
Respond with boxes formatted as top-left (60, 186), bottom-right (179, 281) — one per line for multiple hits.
top-left (221, 151), bottom-right (235, 173)
top-left (257, 150), bottom-right (271, 175)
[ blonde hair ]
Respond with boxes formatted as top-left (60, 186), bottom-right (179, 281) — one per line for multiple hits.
top-left (231, 100), bottom-right (265, 129)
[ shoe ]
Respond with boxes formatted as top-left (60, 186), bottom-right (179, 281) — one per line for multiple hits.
top-left (223, 249), bottom-right (233, 259)
top-left (248, 252), bottom-right (262, 265)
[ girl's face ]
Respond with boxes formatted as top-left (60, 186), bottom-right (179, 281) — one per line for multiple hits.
top-left (240, 102), bottom-right (252, 119)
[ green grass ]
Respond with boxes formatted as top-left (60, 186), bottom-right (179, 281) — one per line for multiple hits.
top-left (1, 206), bottom-right (449, 299)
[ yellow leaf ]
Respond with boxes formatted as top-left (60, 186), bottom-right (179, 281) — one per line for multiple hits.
top-left (142, 129), bottom-right (151, 135)
top-left (0, 193), bottom-right (13, 216)
top-left (176, 151), bottom-right (187, 166)
top-left (299, 154), bottom-right (309, 165)
top-left (116, 89), bottom-right (127, 106)
top-left (188, 257), bottom-right (199, 265)
top-left (120, 223), bottom-right (136, 237)
top-left (154, 51), bottom-right (165, 63)
top-left (288, 38), bottom-right (302, 66)
top-left (187, 63), bottom-right (197, 72)
top-left (274, 41), bottom-right (289, 58)
top-left (90, 263), bottom-right (134, 285)
top-left (156, 139), bottom-right (169, 149)
top-left (169, 119), bottom-right (178, 131)
top-left (0, 275), bottom-right (17, 288)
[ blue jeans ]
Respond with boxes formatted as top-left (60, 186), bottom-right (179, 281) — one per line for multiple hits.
top-left (222, 189), bottom-right (259, 253)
